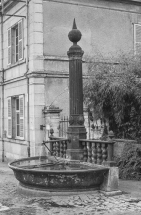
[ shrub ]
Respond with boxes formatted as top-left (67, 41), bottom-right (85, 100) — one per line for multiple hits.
top-left (84, 54), bottom-right (141, 140)
top-left (116, 144), bottom-right (141, 180)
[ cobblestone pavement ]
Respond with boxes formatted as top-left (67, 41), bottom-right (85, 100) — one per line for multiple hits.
top-left (1, 164), bottom-right (141, 215)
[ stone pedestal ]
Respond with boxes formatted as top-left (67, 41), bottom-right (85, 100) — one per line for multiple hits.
top-left (43, 106), bottom-right (62, 139)
top-left (100, 167), bottom-right (122, 196)
top-left (67, 126), bottom-right (86, 160)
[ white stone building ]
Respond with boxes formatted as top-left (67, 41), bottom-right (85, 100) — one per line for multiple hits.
top-left (0, 0), bottom-right (45, 160)
top-left (0, 0), bottom-right (141, 160)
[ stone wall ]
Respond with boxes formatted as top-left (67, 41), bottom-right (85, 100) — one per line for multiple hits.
top-left (113, 139), bottom-right (140, 159)
top-left (43, 0), bottom-right (139, 60)
top-left (43, 0), bottom-right (141, 119)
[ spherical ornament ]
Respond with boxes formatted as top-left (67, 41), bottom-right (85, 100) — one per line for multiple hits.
top-left (108, 130), bottom-right (114, 138)
top-left (68, 29), bottom-right (82, 44)
top-left (68, 19), bottom-right (82, 44)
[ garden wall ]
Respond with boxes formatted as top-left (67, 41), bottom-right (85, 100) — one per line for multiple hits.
top-left (113, 139), bottom-right (141, 159)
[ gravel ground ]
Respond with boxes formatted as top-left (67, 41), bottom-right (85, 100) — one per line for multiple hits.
top-left (1, 162), bottom-right (141, 215)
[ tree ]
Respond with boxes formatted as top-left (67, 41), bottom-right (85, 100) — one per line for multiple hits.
top-left (84, 54), bottom-right (141, 140)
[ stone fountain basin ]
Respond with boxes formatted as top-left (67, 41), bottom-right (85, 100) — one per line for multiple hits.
top-left (8, 156), bottom-right (109, 192)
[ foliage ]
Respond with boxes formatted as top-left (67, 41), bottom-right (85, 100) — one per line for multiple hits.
top-left (84, 54), bottom-right (141, 140)
top-left (116, 144), bottom-right (141, 180)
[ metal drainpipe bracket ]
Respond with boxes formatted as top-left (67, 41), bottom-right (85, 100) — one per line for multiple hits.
top-left (40, 125), bottom-right (46, 130)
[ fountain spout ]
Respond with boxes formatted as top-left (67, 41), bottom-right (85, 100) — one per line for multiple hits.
top-left (42, 141), bottom-right (59, 162)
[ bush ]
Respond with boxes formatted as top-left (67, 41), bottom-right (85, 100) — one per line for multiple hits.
top-left (116, 144), bottom-right (141, 180)
top-left (84, 54), bottom-right (141, 140)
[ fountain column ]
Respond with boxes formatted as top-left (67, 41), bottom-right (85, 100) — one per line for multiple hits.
top-left (66, 19), bottom-right (87, 160)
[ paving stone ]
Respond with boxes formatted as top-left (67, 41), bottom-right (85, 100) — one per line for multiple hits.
top-left (68, 201), bottom-right (75, 206)
top-left (2, 165), bottom-right (141, 215)
top-left (74, 196), bottom-right (80, 200)
top-left (137, 201), bottom-right (141, 206)
top-left (0, 205), bottom-right (10, 211)
top-left (103, 201), bottom-right (110, 205)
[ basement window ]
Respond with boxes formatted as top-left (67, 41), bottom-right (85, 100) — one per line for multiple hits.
top-left (8, 20), bottom-right (23, 65)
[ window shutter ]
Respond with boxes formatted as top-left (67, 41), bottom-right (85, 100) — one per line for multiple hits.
top-left (19, 95), bottom-right (24, 138)
top-left (8, 29), bottom-right (11, 65)
top-left (134, 24), bottom-right (141, 55)
top-left (7, 98), bottom-right (12, 138)
top-left (11, 28), bottom-right (15, 64)
top-left (18, 20), bottom-right (23, 61)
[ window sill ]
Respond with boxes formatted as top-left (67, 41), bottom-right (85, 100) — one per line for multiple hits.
top-left (4, 137), bottom-right (26, 145)
top-left (6, 59), bottom-right (26, 71)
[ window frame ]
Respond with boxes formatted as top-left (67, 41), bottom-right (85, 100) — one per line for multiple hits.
top-left (7, 28), bottom-right (11, 65)
top-left (7, 95), bottom-right (25, 140)
top-left (15, 97), bottom-right (20, 138)
top-left (7, 19), bottom-right (23, 65)
top-left (134, 23), bottom-right (141, 56)
top-left (7, 97), bottom-right (12, 138)
top-left (15, 25), bottom-right (19, 63)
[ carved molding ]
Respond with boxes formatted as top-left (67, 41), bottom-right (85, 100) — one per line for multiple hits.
top-left (69, 115), bottom-right (84, 126)
top-left (42, 106), bottom-right (62, 114)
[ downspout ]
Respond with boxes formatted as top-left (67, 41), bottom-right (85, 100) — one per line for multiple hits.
top-left (1, 0), bottom-right (4, 162)
top-left (26, 0), bottom-right (30, 157)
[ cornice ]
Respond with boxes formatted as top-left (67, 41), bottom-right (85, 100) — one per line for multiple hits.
top-left (1, 1), bottom-right (18, 13)
top-left (103, 0), bottom-right (141, 6)
top-left (25, 71), bottom-right (69, 79)
top-left (0, 0), bottom-right (26, 13)
top-left (43, 0), bottom-right (141, 6)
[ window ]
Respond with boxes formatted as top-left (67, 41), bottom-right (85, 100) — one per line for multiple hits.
top-left (16, 97), bottom-right (20, 137)
top-left (7, 95), bottom-right (24, 139)
top-left (134, 24), bottom-right (141, 56)
top-left (8, 20), bottom-right (23, 65)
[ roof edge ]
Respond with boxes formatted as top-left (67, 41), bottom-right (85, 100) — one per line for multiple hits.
top-left (100, 0), bottom-right (141, 6)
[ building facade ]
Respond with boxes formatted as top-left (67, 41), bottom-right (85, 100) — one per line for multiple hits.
top-left (0, 0), bottom-right (141, 160)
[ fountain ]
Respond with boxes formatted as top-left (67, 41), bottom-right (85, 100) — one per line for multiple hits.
top-left (8, 156), bottom-right (109, 193)
top-left (8, 19), bottom-right (120, 196)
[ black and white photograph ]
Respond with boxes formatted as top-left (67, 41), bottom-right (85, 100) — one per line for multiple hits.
top-left (1, 0), bottom-right (141, 214)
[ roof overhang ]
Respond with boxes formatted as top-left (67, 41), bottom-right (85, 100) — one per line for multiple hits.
top-left (99, 0), bottom-right (141, 6)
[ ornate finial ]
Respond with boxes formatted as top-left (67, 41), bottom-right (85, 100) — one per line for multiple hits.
top-left (108, 130), bottom-right (114, 139)
top-left (68, 19), bottom-right (82, 44)
top-left (72, 18), bottom-right (77, 29)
